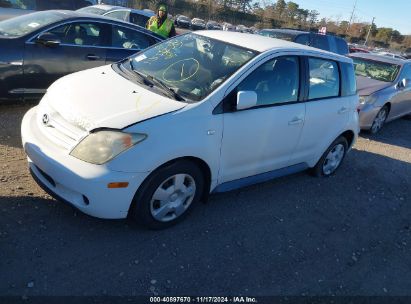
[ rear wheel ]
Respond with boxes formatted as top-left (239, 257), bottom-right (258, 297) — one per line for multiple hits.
top-left (312, 136), bottom-right (348, 177)
top-left (370, 105), bottom-right (389, 134)
top-left (130, 160), bottom-right (204, 230)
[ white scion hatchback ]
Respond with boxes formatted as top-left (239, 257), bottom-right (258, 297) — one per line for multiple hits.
top-left (22, 31), bottom-right (359, 229)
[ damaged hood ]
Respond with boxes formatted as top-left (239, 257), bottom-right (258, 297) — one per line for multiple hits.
top-left (356, 75), bottom-right (392, 96)
top-left (42, 65), bottom-right (187, 131)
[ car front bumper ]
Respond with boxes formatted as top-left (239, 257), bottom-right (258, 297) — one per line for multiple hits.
top-left (21, 106), bottom-right (150, 219)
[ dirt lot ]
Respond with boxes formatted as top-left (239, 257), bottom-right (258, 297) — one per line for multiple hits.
top-left (0, 103), bottom-right (410, 297)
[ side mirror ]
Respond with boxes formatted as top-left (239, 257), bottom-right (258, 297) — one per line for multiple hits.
top-left (236, 91), bottom-right (257, 110)
top-left (401, 78), bottom-right (410, 88)
top-left (35, 32), bottom-right (61, 47)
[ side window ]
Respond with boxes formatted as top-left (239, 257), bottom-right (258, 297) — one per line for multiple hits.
top-left (310, 34), bottom-right (330, 51)
top-left (49, 22), bottom-right (105, 46)
top-left (340, 62), bottom-right (356, 96)
top-left (237, 56), bottom-right (300, 106)
top-left (111, 25), bottom-right (152, 50)
top-left (295, 34), bottom-right (309, 46)
top-left (105, 10), bottom-right (128, 21)
top-left (308, 58), bottom-right (340, 100)
top-left (130, 13), bottom-right (150, 27)
top-left (335, 37), bottom-right (349, 55)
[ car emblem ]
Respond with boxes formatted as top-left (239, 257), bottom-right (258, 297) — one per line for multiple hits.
top-left (42, 114), bottom-right (49, 125)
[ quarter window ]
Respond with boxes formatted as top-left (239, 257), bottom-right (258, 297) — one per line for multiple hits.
top-left (237, 56), bottom-right (300, 106)
top-left (111, 25), bottom-right (152, 49)
top-left (308, 58), bottom-right (340, 100)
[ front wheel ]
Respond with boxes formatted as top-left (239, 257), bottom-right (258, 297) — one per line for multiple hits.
top-left (370, 105), bottom-right (389, 134)
top-left (312, 136), bottom-right (348, 177)
top-left (130, 160), bottom-right (204, 230)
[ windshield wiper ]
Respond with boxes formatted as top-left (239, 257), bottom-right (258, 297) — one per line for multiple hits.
top-left (148, 76), bottom-right (186, 102)
top-left (128, 58), bottom-right (186, 102)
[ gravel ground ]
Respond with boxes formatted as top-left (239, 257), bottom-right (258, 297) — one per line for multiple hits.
top-left (0, 103), bottom-right (410, 297)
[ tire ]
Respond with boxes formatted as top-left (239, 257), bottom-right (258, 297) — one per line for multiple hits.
top-left (370, 105), bottom-right (389, 134)
top-left (311, 136), bottom-right (348, 177)
top-left (130, 160), bottom-right (204, 230)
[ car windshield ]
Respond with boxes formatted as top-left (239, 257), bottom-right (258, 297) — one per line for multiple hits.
top-left (76, 7), bottom-right (107, 15)
top-left (122, 33), bottom-right (258, 102)
top-left (352, 57), bottom-right (400, 82)
top-left (0, 0), bottom-right (35, 9)
top-left (259, 30), bottom-right (294, 41)
top-left (180, 16), bottom-right (189, 21)
top-left (0, 11), bottom-right (65, 38)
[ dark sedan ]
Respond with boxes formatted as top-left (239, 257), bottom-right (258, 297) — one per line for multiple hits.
top-left (175, 15), bottom-right (191, 28)
top-left (191, 18), bottom-right (205, 31)
top-left (0, 10), bottom-right (163, 101)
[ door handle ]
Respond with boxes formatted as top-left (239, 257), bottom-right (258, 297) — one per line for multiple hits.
top-left (288, 117), bottom-right (304, 125)
top-left (86, 54), bottom-right (100, 60)
top-left (338, 107), bottom-right (349, 114)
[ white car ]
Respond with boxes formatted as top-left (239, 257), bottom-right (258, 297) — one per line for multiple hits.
top-left (22, 31), bottom-right (359, 229)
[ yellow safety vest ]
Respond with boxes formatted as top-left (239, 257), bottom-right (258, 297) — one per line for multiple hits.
top-left (147, 16), bottom-right (173, 38)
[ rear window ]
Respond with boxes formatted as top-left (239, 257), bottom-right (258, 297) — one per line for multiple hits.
top-left (311, 34), bottom-right (330, 51)
top-left (295, 34), bottom-right (309, 45)
top-left (335, 37), bottom-right (349, 55)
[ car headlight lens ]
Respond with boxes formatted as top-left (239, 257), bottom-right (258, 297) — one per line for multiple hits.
top-left (70, 130), bottom-right (147, 165)
top-left (359, 95), bottom-right (373, 105)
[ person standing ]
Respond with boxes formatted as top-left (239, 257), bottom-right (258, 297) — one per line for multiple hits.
top-left (146, 3), bottom-right (176, 38)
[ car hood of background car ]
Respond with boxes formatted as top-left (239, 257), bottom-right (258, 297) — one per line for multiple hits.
top-left (44, 65), bottom-right (187, 131)
top-left (356, 75), bottom-right (392, 96)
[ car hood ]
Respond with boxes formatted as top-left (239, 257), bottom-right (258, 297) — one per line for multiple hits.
top-left (356, 75), bottom-right (392, 96)
top-left (43, 65), bottom-right (187, 131)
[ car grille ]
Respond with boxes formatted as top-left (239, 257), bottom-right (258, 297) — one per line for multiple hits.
top-left (37, 104), bottom-right (88, 151)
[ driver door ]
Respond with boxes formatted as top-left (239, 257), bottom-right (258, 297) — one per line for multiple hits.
top-left (23, 21), bottom-right (108, 98)
top-left (218, 56), bottom-right (306, 185)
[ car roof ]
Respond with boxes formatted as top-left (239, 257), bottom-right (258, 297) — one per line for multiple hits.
top-left (260, 28), bottom-right (307, 36)
top-left (196, 31), bottom-right (351, 63)
top-left (79, 4), bottom-right (125, 11)
top-left (349, 52), bottom-right (407, 65)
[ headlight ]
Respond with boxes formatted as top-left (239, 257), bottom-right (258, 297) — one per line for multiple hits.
top-left (359, 95), bottom-right (373, 105)
top-left (70, 130), bottom-right (147, 165)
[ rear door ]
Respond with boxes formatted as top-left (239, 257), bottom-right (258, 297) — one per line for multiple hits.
top-left (293, 57), bottom-right (350, 163)
top-left (24, 21), bottom-right (108, 95)
top-left (106, 24), bottom-right (159, 63)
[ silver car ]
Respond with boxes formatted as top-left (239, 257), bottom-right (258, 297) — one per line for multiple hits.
top-left (350, 53), bottom-right (411, 133)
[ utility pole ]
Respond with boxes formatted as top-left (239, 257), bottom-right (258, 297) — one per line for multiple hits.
top-left (345, 0), bottom-right (358, 35)
top-left (364, 17), bottom-right (375, 46)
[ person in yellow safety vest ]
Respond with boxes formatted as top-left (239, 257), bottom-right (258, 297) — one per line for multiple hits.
top-left (146, 3), bottom-right (176, 39)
